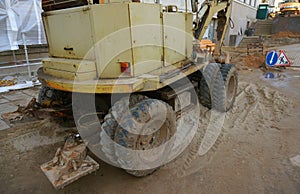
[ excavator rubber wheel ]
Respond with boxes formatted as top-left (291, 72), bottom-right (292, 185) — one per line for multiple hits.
top-left (199, 63), bottom-right (238, 112)
top-left (100, 95), bottom-right (176, 177)
top-left (100, 95), bottom-right (148, 165)
top-left (220, 64), bottom-right (238, 111)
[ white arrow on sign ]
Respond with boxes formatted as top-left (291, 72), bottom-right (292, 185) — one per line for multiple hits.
top-left (270, 51), bottom-right (275, 64)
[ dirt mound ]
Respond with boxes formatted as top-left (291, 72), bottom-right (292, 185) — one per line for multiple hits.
top-left (243, 54), bottom-right (265, 68)
top-left (225, 82), bottom-right (292, 129)
top-left (271, 31), bottom-right (300, 39)
top-left (164, 82), bottom-right (293, 177)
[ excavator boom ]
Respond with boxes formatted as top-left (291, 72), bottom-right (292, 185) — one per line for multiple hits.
top-left (193, 0), bottom-right (232, 63)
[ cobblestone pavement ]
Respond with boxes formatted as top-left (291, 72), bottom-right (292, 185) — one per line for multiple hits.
top-left (0, 86), bottom-right (40, 130)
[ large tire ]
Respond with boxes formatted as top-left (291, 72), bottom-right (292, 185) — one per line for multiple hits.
top-left (199, 63), bottom-right (226, 111)
top-left (100, 95), bottom-right (176, 177)
top-left (199, 63), bottom-right (238, 112)
top-left (100, 95), bottom-right (147, 165)
top-left (220, 64), bottom-right (238, 111)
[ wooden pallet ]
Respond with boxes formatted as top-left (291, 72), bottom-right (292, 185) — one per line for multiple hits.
top-left (247, 43), bottom-right (264, 55)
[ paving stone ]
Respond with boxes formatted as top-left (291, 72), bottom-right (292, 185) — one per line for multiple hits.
top-left (8, 93), bottom-right (33, 106)
top-left (2, 92), bottom-right (32, 102)
top-left (0, 98), bottom-right (9, 104)
top-left (11, 98), bottom-right (32, 106)
top-left (0, 103), bottom-right (17, 119)
top-left (22, 89), bottom-right (39, 98)
top-left (0, 119), bottom-right (10, 131)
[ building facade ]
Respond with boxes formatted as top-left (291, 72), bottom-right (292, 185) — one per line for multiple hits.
top-left (225, 0), bottom-right (260, 46)
top-left (141, 0), bottom-right (259, 46)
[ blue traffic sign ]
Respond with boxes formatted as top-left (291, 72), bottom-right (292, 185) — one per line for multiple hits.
top-left (266, 51), bottom-right (278, 66)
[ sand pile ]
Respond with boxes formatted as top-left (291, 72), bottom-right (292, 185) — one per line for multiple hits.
top-left (243, 54), bottom-right (265, 68)
top-left (271, 31), bottom-right (300, 39)
top-left (165, 82), bottom-right (293, 177)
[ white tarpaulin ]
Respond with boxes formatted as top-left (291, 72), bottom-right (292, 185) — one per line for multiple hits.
top-left (0, 0), bottom-right (46, 52)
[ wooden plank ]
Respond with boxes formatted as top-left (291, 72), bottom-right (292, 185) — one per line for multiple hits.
top-left (247, 43), bottom-right (264, 55)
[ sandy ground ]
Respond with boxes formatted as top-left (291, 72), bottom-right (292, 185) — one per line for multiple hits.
top-left (0, 47), bottom-right (300, 193)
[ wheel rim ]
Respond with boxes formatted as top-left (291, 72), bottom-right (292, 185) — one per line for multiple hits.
top-left (104, 96), bottom-right (176, 173)
top-left (136, 119), bottom-right (169, 162)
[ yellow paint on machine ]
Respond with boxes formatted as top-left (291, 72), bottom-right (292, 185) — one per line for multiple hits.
top-left (42, 58), bottom-right (96, 73)
top-left (42, 3), bottom-right (194, 80)
top-left (38, 62), bottom-right (206, 94)
top-left (39, 2), bottom-right (212, 94)
top-left (46, 80), bottom-right (143, 94)
top-left (43, 68), bottom-right (97, 82)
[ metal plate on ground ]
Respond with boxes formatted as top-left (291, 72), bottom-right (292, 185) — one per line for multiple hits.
top-left (41, 156), bottom-right (99, 189)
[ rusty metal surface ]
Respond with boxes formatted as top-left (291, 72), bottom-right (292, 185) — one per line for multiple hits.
top-left (271, 16), bottom-right (300, 34)
top-left (40, 134), bottom-right (99, 189)
top-left (41, 155), bottom-right (99, 189)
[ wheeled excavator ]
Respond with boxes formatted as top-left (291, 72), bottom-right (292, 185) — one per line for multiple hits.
top-left (38, 0), bottom-right (238, 187)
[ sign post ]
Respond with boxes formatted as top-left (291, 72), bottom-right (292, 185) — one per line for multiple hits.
top-left (22, 32), bottom-right (31, 79)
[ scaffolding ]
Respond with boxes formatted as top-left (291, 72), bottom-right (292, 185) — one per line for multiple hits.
top-left (0, 0), bottom-right (46, 79)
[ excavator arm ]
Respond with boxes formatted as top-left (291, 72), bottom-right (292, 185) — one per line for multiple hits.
top-left (192, 0), bottom-right (232, 63)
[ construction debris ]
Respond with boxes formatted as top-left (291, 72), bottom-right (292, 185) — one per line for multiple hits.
top-left (40, 134), bottom-right (99, 189)
top-left (1, 97), bottom-right (72, 123)
top-left (243, 54), bottom-right (265, 68)
top-left (0, 78), bottom-right (18, 87)
top-left (0, 80), bottom-right (41, 93)
top-left (246, 43), bottom-right (264, 55)
top-left (1, 98), bottom-right (41, 122)
top-left (271, 31), bottom-right (300, 39)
